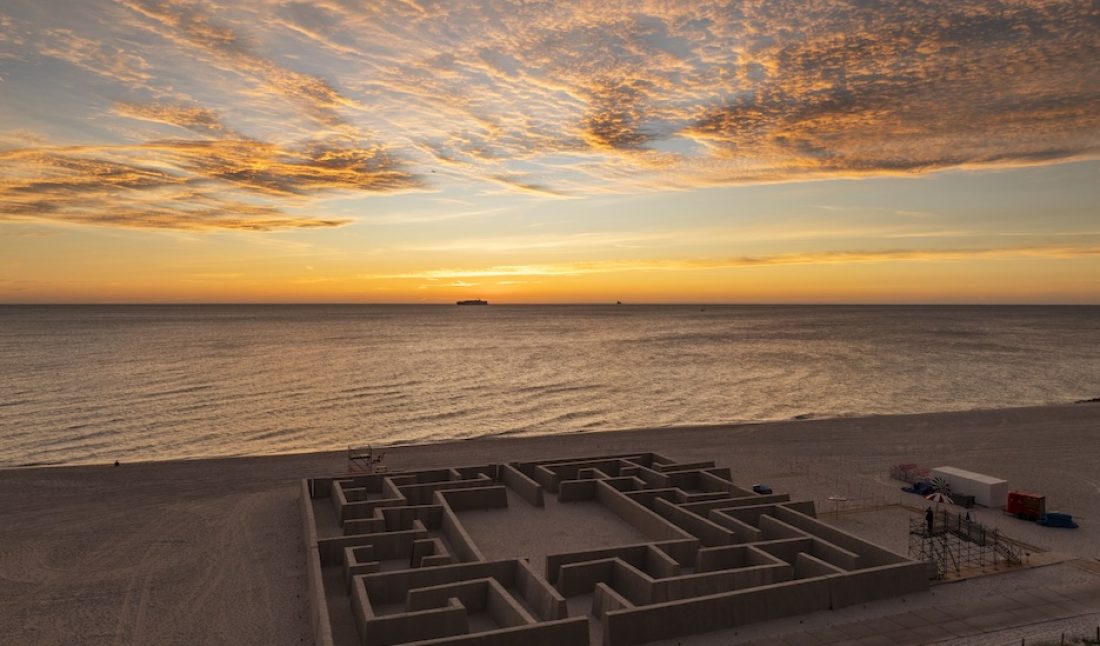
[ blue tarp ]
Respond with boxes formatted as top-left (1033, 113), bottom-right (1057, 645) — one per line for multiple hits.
top-left (1038, 512), bottom-right (1079, 528)
top-left (902, 481), bottom-right (935, 496)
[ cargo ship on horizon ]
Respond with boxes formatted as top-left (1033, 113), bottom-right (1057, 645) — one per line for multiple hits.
top-left (456, 299), bottom-right (488, 305)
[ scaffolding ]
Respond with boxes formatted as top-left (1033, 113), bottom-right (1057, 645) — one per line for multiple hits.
top-left (909, 508), bottom-right (1023, 579)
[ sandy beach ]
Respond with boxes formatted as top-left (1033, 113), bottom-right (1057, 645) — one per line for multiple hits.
top-left (2, 402), bottom-right (1098, 645)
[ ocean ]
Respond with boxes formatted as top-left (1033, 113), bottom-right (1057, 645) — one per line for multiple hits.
top-left (1, 305), bottom-right (1098, 467)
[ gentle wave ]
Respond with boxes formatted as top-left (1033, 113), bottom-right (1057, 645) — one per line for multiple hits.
top-left (1, 304), bottom-right (1099, 467)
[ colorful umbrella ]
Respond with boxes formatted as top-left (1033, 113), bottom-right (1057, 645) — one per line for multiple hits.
top-left (925, 491), bottom-right (954, 506)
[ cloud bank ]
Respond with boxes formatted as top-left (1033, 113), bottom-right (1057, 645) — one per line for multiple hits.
top-left (370, 244), bottom-right (1100, 283)
top-left (1, 0), bottom-right (1097, 230)
top-left (0, 132), bottom-right (416, 231)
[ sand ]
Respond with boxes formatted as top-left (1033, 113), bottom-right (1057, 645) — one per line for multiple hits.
top-left (456, 489), bottom-right (651, 576)
top-left (1, 402), bottom-right (1098, 645)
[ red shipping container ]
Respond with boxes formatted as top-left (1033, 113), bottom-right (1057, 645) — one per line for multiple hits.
top-left (1006, 491), bottom-right (1045, 521)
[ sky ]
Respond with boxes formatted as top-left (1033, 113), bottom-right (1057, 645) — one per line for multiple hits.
top-left (0, 0), bottom-right (1098, 303)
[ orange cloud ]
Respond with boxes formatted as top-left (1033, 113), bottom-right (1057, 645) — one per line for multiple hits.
top-left (113, 102), bottom-right (229, 135)
top-left (3, 0), bottom-right (1099, 228)
top-left (117, 0), bottom-right (355, 128)
top-left (36, 28), bottom-right (152, 87)
top-left (371, 245), bottom-right (1100, 280)
top-left (0, 125), bottom-right (418, 230)
top-left (283, 0), bottom-right (1100, 188)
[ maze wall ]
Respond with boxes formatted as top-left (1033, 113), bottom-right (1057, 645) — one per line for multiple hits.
top-left (301, 452), bottom-right (927, 646)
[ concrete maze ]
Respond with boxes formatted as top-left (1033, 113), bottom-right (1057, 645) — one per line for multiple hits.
top-left (301, 452), bottom-right (928, 646)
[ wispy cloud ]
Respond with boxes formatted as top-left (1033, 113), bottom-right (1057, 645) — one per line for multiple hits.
top-left (300, 0), bottom-right (1100, 188)
top-left (116, 0), bottom-right (356, 129)
top-left (2, 0), bottom-right (1098, 233)
top-left (401, 230), bottom-right (680, 252)
top-left (113, 102), bottom-right (230, 135)
top-left (372, 244), bottom-right (1100, 280)
top-left (0, 125), bottom-right (418, 230)
top-left (36, 28), bottom-right (152, 88)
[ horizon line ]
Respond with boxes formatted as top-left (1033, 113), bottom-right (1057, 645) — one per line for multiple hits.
top-left (3, 301), bottom-right (1100, 307)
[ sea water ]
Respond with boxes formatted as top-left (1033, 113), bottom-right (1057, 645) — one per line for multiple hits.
top-left (1, 305), bottom-right (1098, 467)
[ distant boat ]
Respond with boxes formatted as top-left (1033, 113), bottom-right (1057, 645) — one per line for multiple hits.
top-left (456, 299), bottom-right (488, 306)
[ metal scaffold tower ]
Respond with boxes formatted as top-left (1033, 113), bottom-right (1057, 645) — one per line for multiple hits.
top-left (909, 508), bottom-right (1023, 580)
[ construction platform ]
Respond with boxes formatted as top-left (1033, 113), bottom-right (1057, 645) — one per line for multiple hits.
top-left (909, 508), bottom-right (1026, 580)
top-left (300, 451), bottom-right (929, 646)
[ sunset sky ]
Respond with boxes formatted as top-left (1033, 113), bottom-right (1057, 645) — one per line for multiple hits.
top-left (1, 0), bottom-right (1098, 303)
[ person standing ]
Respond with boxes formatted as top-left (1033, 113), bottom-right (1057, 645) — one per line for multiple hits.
top-left (925, 506), bottom-right (934, 535)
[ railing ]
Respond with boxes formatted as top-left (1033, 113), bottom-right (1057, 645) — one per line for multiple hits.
top-left (909, 508), bottom-right (1023, 579)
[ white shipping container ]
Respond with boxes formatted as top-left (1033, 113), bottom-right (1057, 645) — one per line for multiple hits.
top-left (931, 466), bottom-right (1008, 508)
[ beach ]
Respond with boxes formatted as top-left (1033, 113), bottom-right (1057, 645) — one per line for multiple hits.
top-left (2, 402), bottom-right (1098, 645)
top-left (5, 1), bottom-right (1098, 642)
